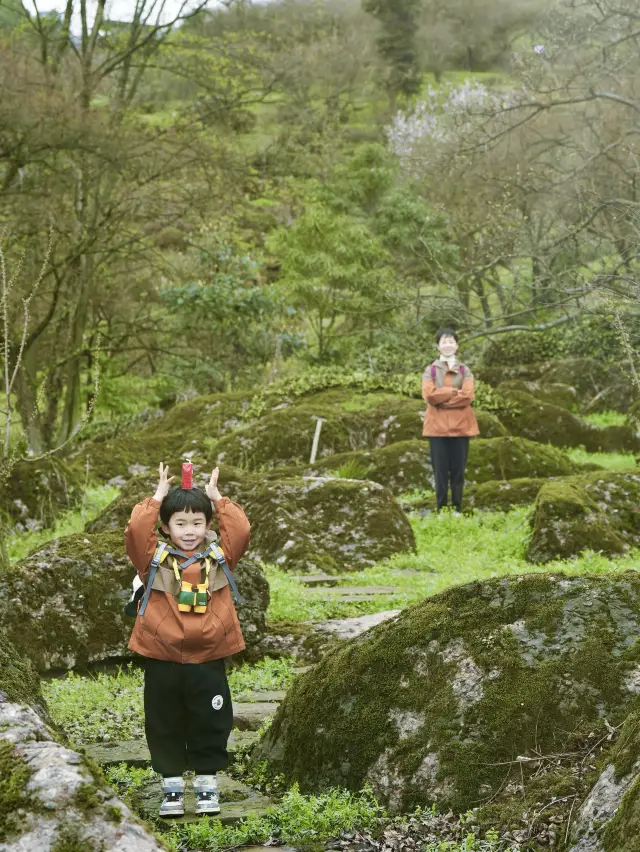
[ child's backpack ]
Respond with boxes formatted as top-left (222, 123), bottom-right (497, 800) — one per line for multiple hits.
top-left (124, 540), bottom-right (242, 617)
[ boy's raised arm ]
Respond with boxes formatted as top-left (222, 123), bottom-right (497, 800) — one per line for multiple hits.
top-left (125, 498), bottom-right (161, 580)
top-left (206, 467), bottom-right (250, 569)
top-left (125, 462), bottom-right (174, 580)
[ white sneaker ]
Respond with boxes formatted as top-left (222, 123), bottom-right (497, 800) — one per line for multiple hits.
top-left (194, 774), bottom-right (220, 816)
top-left (159, 776), bottom-right (185, 818)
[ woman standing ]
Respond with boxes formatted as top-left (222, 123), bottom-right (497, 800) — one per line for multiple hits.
top-left (422, 328), bottom-right (479, 512)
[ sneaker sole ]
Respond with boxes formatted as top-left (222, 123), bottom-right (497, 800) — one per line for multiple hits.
top-left (195, 806), bottom-right (221, 816)
top-left (159, 808), bottom-right (185, 818)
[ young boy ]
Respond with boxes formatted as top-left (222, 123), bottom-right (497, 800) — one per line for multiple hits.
top-left (125, 462), bottom-right (250, 818)
top-left (422, 328), bottom-right (479, 512)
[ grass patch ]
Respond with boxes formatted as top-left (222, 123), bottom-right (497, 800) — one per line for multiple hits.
top-left (582, 411), bottom-right (628, 428)
top-left (42, 663), bottom-right (145, 745)
top-left (43, 657), bottom-right (298, 744)
top-left (267, 508), bottom-right (640, 623)
top-left (228, 657), bottom-right (298, 698)
top-left (566, 447), bottom-right (637, 471)
top-left (7, 485), bottom-right (120, 562)
top-left (163, 784), bottom-right (386, 851)
top-left (330, 459), bottom-right (373, 479)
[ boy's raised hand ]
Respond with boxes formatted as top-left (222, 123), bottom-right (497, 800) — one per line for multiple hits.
top-left (206, 466), bottom-right (222, 502)
top-left (153, 462), bottom-right (175, 503)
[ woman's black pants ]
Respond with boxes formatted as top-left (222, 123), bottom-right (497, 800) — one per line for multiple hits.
top-left (429, 437), bottom-right (470, 511)
top-left (143, 657), bottom-right (233, 777)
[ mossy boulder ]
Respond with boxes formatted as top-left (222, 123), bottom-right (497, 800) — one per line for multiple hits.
top-left (498, 379), bottom-right (578, 411)
top-left (481, 358), bottom-right (638, 414)
top-left (0, 633), bottom-right (50, 726)
top-left (569, 707), bottom-right (640, 852)
top-left (461, 477), bottom-right (546, 512)
top-left (213, 391), bottom-right (428, 470)
top-left (255, 573), bottom-right (640, 816)
top-left (66, 390), bottom-right (252, 483)
top-left (89, 468), bottom-right (416, 574)
top-left (527, 472), bottom-right (640, 563)
top-left (499, 391), bottom-right (640, 452)
top-left (0, 640), bottom-right (166, 849)
top-left (0, 530), bottom-right (269, 672)
top-left (0, 457), bottom-right (82, 533)
top-left (280, 437), bottom-right (577, 497)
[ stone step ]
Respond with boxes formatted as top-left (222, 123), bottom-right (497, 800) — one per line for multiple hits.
top-left (84, 729), bottom-right (260, 768)
top-left (308, 585), bottom-right (398, 597)
top-left (233, 701), bottom-right (279, 731)
top-left (237, 689), bottom-right (287, 704)
top-left (134, 772), bottom-right (272, 825)
top-left (295, 574), bottom-right (339, 587)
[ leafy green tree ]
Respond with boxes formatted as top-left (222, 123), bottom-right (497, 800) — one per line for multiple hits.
top-left (362, 0), bottom-right (423, 109)
top-left (267, 205), bottom-right (393, 361)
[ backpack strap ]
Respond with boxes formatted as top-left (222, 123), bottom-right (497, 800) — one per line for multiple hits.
top-left (460, 364), bottom-right (465, 377)
top-left (209, 542), bottom-right (244, 605)
top-left (163, 543), bottom-right (244, 605)
top-left (431, 364), bottom-right (437, 381)
top-left (138, 541), bottom-right (169, 616)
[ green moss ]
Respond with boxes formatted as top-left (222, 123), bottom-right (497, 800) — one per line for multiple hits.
top-left (0, 457), bottom-right (82, 532)
top-left (527, 473), bottom-right (640, 563)
top-left (602, 775), bottom-right (640, 852)
top-left (0, 633), bottom-right (50, 722)
top-left (474, 410), bottom-right (509, 437)
top-left (0, 531), bottom-right (134, 672)
top-left (0, 740), bottom-right (32, 842)
top-left (215, 392), bottom-right (428, 471)
top-left (68, 390), bottom-right (251, 483)
top-left (73, 782), bottom-right (102, 812)
top-left (104, 804), bottom-right (123, 824)
top-left (51, 821), bottom-right (100, 852)
top-left (255, 573), bottom-right (640, 815)
top-left (499, 390), bottom-right (640, 452)
top-left (464, 477), bottom-right (544, 511)
top-left (611, 710), bottom-right (640, 781)
top-left (498, 379), bottom-right (578, 411)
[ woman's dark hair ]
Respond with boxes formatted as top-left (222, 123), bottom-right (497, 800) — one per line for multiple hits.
top-left (435, 328), bottom-right (458, 344)
top-left (160, 486), bottom-right (213, 524)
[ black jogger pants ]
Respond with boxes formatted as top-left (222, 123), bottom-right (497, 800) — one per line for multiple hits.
top-left (143, 657), bottom-right (233, 777)
top-left (429, 436), bottom-right (470, 511)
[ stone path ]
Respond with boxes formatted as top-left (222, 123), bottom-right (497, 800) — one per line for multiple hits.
top-left (133, 773), bottom-right (272, 825)
top-left (85, 729), bottom-right (261, 768)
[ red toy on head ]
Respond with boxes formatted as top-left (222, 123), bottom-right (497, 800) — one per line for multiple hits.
top-left (181, 462), bottom-right (193, 489)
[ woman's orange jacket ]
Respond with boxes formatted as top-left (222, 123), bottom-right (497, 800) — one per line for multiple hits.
top-left (125, 496), bottom-right (250, 663)
top-left (422, 360), bottom-right (480, 438)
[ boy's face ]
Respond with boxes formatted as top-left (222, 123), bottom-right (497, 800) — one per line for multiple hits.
top-left (438, 335), bottom-right (458, 358)
top-left (162, 510), bottom-right (210, 551)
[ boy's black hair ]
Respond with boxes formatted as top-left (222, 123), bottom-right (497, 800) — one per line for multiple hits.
top-left (160, 486), bottom-right (213, 524)
top-left (435, 327), bottom-right (458, 344)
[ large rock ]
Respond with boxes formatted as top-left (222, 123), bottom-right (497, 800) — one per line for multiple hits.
top-left (498, 379), bottom-right (578, 411)
top-left (275, 437), bottom-right (578, 496)
top-left (89, 468), bottom-right (416, 575)
top-left (0, 458), bottom-right (82, 533)
top-left (254, 573), bottom-right (640, 819)
top-left (0, 635), bottom-right (165, 850)
top-left (527, 472), bottom-right (640, 563)
top-left (499, 391), bottom-right (640, 452)
top-left (569, 709), bottom-right (640, 852)
top-left (213, 390), bottom-right (428, 470)
top-left (481, 358), bottom-right (638, 414)
top-left (0, 531), bottom-right (269, 672)
top-left (66, 390), bottom-right (252, 483)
